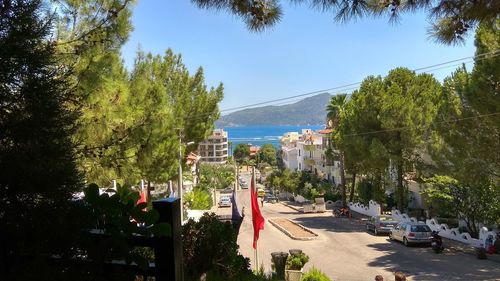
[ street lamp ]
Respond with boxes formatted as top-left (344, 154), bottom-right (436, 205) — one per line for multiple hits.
top-left (179, 140), bottom-right (194, 222)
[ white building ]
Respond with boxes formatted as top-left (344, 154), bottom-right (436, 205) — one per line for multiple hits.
top-left (198, 129), bottom-right (228, 164)
top-left (280, 128), bottom-right (340, 184)
top-left (281, 132), bottom-right (300, 170)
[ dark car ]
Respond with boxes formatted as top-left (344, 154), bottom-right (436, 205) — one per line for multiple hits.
top-left (366, 215), bottom-right (399, 235)
top-left (264, 193), bottom-right (278, 203)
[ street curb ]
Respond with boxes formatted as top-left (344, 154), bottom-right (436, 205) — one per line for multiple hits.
top-left (280, 202), bottom-right (302, 212)
top-left (269, 218), bottom-right (318, 241)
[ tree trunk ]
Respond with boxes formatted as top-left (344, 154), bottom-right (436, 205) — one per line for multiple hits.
top-left (396, 162), bottom-right (405, 212)
top-left (147, 181), bottom-right (151, 202)
top-left (339, 152), bottom-right (346, 207)
top-left (349, 171), bottom-right (356, 203)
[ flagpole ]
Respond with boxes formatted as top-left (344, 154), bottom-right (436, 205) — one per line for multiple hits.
top-left (252, 166), bottom-right (259, 272)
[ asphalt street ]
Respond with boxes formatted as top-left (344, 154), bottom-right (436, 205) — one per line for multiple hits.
top-left (216, 173), bottom-right (500, 281)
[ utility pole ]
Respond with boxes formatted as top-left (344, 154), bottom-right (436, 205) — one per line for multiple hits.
top-left (178, 136), bottom-right (184, 222)
top-left (176, 128), bottom-right (194, 223)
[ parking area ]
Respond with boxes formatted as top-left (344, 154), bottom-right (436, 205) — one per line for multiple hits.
top-left (217, 181), bottom-right (500, 281)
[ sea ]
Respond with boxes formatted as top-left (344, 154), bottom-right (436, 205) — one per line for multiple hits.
top-left (220, 125), bottom-right (323, 152)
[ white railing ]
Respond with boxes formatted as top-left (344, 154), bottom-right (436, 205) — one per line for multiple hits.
top-left (426, 218), bottom-right (496, 247)
top-left (349, 200), bottom-right (497, 248)
top-left (348, 200), bottom-right (381, 217)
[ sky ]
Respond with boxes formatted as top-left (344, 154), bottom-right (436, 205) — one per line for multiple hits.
top-left (121, 1), bottom-right (477, 113)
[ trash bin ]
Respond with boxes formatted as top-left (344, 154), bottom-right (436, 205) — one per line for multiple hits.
top-left (271, 252), bottom-right (288, 279)
top-left (476, 247), bottom-right (487, 259)
top-left (288, 249), bottom-right (302, 255)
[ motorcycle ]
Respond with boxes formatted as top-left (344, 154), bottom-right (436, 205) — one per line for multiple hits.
top-left (431, 231), bottom-right (444, 253)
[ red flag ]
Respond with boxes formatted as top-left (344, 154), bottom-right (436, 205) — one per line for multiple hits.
top-left (250, 172), bottom-right (264, 249)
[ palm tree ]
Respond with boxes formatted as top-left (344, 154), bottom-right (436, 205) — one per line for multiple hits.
top-left (326, 94), bottom-right (348, 129)
top-left (326, 94), bottom-right (348, 207)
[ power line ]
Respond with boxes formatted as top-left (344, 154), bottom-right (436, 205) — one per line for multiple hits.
top-left (342, 112), bottom-right (500, 137)
top-left (182, 49), bottom-right (499, 124)
top-left (219, 49), bottom-right (500, 113)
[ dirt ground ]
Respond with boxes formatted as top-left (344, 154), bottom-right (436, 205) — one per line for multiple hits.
top-left (271, 218), bottom-right (317, 238)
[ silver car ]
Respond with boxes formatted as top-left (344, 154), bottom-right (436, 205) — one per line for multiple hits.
top-left (366, 215), bottom-right (398, 235)
top-left (389, 222), bottom-right (432, 246)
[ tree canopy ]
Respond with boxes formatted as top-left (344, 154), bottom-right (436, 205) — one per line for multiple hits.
top-left (191, 0), bottom-right (500, 45)
top-left (256, 143), bottom-right (278, 167)
top-left (233, 143), bottom-right (251, 164)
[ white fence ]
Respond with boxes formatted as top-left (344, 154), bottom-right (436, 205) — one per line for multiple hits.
top-left (348, 200), bottom-right (496, 248)
top-left (348, 200), bottom-right (381, 217)
top-left (426, 218), bottom-right (496, 247)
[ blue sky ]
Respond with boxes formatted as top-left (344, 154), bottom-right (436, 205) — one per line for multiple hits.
top-left (121, 1), bottom-right (476, 112)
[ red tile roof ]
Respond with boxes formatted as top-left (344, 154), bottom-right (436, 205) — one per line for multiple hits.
top-left (318, 128), bottom-right (333, 134)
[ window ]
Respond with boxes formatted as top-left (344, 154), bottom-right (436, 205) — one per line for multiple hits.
top-left (411, 225), bottom-right (431, 232)
top-left (298, 150), bottom-right (301, 156)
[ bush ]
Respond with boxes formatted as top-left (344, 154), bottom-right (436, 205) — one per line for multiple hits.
top-left (184, 187), bottom-right (213, 210)
top-left (183, 213), bottom-right (251, 280)
top-left (301, 267), bottom-right (332, 281)
top-left (286, 252), bottom-right (309, 270)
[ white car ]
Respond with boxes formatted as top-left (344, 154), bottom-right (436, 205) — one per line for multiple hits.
top-left (218, 196), bottom-right (232, 207)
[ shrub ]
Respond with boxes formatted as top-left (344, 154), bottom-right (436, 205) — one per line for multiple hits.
top-left (286, 252), bottom-right (309, 270)
top-left (301, 267), bottom-right (332, 281)
top-left (184, 187), bottom-right (213, 210)
top-left (183, 213), bottom-right (251, 280)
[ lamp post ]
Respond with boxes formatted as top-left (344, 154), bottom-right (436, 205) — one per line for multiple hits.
top-left (178, 139), bottom-right (194, 222)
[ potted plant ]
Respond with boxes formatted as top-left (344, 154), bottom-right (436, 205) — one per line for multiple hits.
top-left (285, 250), bottom-right (309, 281)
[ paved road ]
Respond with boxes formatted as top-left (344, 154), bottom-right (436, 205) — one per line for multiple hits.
top-left (216, 173), bottom-right (500, 281)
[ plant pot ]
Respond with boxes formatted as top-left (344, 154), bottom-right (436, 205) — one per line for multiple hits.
top-left (271, 251), bottom-right (288, 279)
top-left (285, 268), bottom-right (303, 281)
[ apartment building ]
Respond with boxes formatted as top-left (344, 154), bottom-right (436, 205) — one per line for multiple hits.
top-left (280, 128), bottom-right (340, 184)
top-left (198, 129), bottom-right (229, 164)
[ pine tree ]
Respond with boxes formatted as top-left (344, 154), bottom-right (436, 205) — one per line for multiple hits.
top-left (0, 0), bottom-right (83, 277)
top-left (0, 0), bottom-right (82, 207)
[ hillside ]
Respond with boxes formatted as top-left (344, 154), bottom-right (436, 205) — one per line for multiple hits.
top-left (216, 93), bottom-right (332, 126)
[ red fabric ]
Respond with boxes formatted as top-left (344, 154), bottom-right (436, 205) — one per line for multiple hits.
top-left (250, 173), bottom-right (265, 249)
top-left (136, 191), bottom-right (147, 211)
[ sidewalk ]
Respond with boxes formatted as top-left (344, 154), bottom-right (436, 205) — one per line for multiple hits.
top-left (280, 201), bottom-right (302, 212)
top-left (444, 238), bottom-right (500, 263)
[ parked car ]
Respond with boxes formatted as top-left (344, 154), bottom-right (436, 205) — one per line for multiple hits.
top-left (218, 195), bottom-right (232, 207)
top-left (240, 182), bottom-right (248, 189)
top-left (366, 215), bottom-right (398, 235)
top-left (389, 222), bottom-right (433, 246)
top-left (264, 193), bottom-right (278, 203)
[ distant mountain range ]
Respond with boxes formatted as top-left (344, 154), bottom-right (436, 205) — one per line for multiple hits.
top-left (216, 93), bottom-right (332, 127)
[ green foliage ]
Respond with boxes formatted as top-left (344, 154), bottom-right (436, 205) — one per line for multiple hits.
top-left (421, 177), bottom-right (455, 219)
top-left (183, 213), bottom-right (251, 280)
top-left (82, 184), bottom-right (171, 268)
top-left (0, 0), bottom-right (82, 206)
top-left (192, 0), bottom-right (497, 45)
top-left (326, 94), bottom-right (349, 206)
top-left (268, 169), bottom-right (300, 194)
top-left (335, 68), bottom-right (442, 210)
top-left (425, 22), bottom-right (499, 232)
top-left (356, 176), bottom-right (387, 206)
top-left (0, 2), bottom-right (85, 279)
top-left (423, 176), bottom-right (500, 237)
top-left (301, 267), bottom-right (332, 281)
top-left (200, 163), bottom-right (235, 190)
top-left (234, 143), bottom-right (251, 164)
top-left (257, 143), bottom-right (278, 167)
top-left (286, 252), bottom-right (309, 270)
top-left (184, 187), bottom-right (213, 210)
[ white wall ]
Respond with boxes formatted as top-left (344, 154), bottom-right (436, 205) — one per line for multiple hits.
top-left (348, 200), bottom-right (381, 217)
top-left (390, 208), bottom-right (497, 248)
